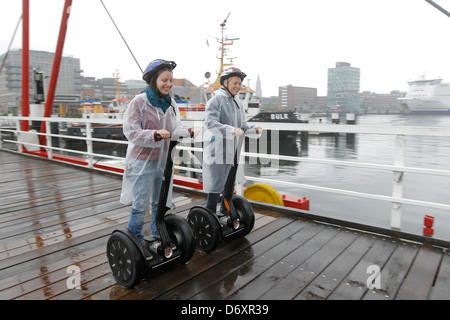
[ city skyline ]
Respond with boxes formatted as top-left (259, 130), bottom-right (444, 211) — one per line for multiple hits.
top-left (1, 1), bottom-right (449, 97)
top-left (0, 48), bottom-right (406, 107)
top-left (0, 48), bottom-right (406, 117)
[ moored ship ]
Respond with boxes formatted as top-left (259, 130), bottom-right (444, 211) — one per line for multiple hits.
top-left (248, 110), bottom-right (308, 141)
top-left (398, 78), bottom-right (450, 114)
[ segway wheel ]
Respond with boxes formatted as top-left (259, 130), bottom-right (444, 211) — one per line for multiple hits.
top-left (107, 231), bottom-right (145, 288)
top-left (165, 214), bottom-right (195, 264)
top-left (187, 207), bottom-right (221, 252)
top-left (233, 195), bottom-right (255, 236)
top-left (224, 195), bottom-right (255, 242)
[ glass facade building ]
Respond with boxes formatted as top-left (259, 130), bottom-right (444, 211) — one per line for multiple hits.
top-left (327, 62), bottom-right (360, 112)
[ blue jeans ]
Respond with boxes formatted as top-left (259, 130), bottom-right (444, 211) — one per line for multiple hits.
top-left (128, 203), bottom-right (159, 242)
top-left (127, 160), bottom-right (161, 242)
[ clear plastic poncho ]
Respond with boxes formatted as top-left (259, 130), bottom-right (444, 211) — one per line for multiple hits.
top-left (202, 88), bottom-right (260, 193)
top-left (120, 92), bottom-right (189, 209)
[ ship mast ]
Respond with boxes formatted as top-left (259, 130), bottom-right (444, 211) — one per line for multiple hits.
top-left (113, 70), bottom-right (121, 100)
top-left (203, 12), bottom-right (253, 103)
top-left (212, 12), bottom-right (236, 86)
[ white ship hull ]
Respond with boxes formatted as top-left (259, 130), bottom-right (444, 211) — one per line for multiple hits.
top-left (399, 78), bottom-right (450, 114)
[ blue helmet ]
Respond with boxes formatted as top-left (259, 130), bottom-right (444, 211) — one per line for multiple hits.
top-left (142, 59), bottom-right (176, 84)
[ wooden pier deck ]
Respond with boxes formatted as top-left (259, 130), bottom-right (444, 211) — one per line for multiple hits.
top-left (1, 150), bottom-right (450, 301)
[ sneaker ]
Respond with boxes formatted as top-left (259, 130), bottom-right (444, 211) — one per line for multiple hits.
top-left (141, 241), bottom-right (153, 261)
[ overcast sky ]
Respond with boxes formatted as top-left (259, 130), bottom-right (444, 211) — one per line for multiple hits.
top-left (1, 0), bottom-right (449, 97)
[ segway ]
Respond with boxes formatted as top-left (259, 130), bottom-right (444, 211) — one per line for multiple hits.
top-left (187, 129), bottom-right (256, 252)
top-left (107, 131), bottom-right (195, 288)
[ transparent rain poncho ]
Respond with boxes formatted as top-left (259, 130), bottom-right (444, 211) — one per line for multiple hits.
top-left (203, 88), bottom-right (260, 193)
top-left (120, 92), bottom-right (190, 210)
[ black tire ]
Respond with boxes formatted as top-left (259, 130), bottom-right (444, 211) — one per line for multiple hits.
top-left (233, 195), bottom-right (255, 236)
top-left (107, 231), bottom-right (145, 288)
top-left (187, 207), bottom-right (222, 252)
top-left (224, 195), bottom-right (255, 242)
top-left (165, 214), bottom-right (195, 264)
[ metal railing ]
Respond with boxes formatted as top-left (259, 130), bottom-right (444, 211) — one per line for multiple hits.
top-left (2, 115), bottom-right (450, 233)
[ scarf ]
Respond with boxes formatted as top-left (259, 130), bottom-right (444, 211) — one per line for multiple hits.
top-left (146, 86), bottom-right (172, 112)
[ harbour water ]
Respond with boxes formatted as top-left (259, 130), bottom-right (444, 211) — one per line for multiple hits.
top-left (244, 114), bottom-right (450, 242)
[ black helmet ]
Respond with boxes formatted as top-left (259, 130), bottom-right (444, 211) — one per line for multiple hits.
top-left (142, 59), bottom-right (176, 84)
top-left (219, 67), bottom-right (246, 86)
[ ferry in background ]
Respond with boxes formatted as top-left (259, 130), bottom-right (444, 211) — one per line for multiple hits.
top-left (399, 78), bottom-right (450, 114)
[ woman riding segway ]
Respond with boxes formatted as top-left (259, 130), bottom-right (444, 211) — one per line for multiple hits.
top-left (187, 67), bottom-right (263, 252)
top-left (107, 59), bottom-right (199, 288)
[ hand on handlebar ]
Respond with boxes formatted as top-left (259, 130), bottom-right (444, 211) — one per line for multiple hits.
top-left (233, 127), bottom-right (263, 136)
top-left (190, 128), bottom-right (200, 138)
top-left (156, 129), bottom-right (171, 140)
top-left (156, 128), bottom-right (200, 141)
top-left (233, 127), bottom-right (244, 136)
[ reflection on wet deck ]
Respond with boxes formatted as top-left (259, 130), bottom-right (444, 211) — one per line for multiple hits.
top-left (1, 151), bottom-right (450, 300)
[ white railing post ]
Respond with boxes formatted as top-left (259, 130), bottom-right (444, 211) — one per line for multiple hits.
top-left (391, 134), bottom-right (405, 229)
top-left (236, 141), bottom-right (245, 196)
top-left (15, 118), bottom-right (22, 153)
top-left (86, 122), bottom-right (93, 168)
top-left (45, 120), bottom-right (53, 160)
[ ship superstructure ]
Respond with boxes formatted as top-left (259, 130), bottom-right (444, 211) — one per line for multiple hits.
top-left (399, 78), bottom-right (450, 114)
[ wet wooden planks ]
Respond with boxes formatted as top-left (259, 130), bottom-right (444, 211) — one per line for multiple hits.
top-left (1, 151), bottom-right (450, 300)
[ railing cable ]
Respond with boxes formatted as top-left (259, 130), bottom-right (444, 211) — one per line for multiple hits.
top-left (99, 0), bottom-right (143, 73)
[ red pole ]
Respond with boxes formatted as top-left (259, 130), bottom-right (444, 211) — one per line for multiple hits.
top-left (21, 0), bottom-right (29, 132)
top-left (39, 0), bottom-right (72, 145)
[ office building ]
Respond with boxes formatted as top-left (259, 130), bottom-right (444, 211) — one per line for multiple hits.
top-left (327, 62), bottom-right (360, 112)
top-left (278, 85), bottom-right (317, 110)
top-left (0, 49), bottom-right (82, 114)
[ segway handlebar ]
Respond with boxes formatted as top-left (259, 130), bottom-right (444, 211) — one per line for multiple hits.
top-left (232, 128), bottom-right (259, 136)
top-left (244, 128), bottom-right (257, 135)
top-left (155, 130), bottom-right (195, 140)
